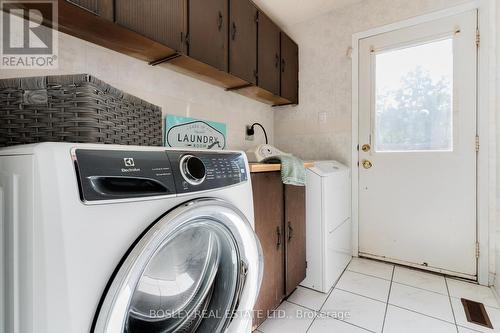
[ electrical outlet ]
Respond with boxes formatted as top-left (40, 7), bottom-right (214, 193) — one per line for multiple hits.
top-left (245, 125), bottom-right (254, 141)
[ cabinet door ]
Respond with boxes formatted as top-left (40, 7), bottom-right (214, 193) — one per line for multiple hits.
top-left (257, 12), bottom-right (280, 96)
top-left (188, 0), bottom-right (228, 71)
top-left (229, 0), bottom-right (257, 84)
top-left (65, 0), bottom-right (113, 20)
top-left (251, 172), bottom-right (285, 329)
top-left (284, 184), bottom-right (306, 296)
top-left (280, 32), bottom-right (299, 104)
top-left (115, 0), bottom-right (187, 52)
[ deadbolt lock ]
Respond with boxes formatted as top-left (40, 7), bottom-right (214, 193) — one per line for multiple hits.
top-left (361, 144), bottom-right (371, 152)
top-left (362, 160), bottom-right (373, 169)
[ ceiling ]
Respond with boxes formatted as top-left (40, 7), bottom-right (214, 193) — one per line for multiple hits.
top-left (252, 0), bottom-right (364, 28)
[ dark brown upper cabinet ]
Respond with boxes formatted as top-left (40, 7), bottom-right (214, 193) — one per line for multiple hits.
top-left (65, 0), bottom-right (113, 20)
top-left (280, 32), bottom-right (299, 104)
top-left (115, 0), bottom-right (187, 53)
top-left (59, 1), bottom-right (177, 62)
top-left (257, 12), bottom-right (280, 96)
top-left (46, 0), bottom-right (299, 105)
top-left (229, 0), bottom-right (258, 85)
top-left (188, 0), bottom-right (228, 71)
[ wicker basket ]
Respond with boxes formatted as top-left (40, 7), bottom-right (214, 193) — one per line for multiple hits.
top-left (0, 74), bottom-right (162, 147)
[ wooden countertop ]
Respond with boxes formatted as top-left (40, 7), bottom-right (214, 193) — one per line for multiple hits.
top-left (249, 161), bottom-right (314, 173)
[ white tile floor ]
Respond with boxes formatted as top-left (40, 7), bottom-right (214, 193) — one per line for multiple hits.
top-left (255, 258), bottom-right (500, 333)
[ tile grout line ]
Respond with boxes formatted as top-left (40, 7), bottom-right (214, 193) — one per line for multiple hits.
top-left (322, 316), bottom-right (377, 333)
top-left (313, 309), bottom-right (379, 333)
top-left (331, 272), bottom-right (468, 326)
top-left (317, 259), bottom-right (352, 311)
top-left (390, 280), bottom-right (449, 297)
top-left (456, 324), bottom-right (486, 333)
top-left (269, 300), bottom-right (317, 333)
top-left (305, 262), bottom-right (351, 333)
top-left (303, 310), bottom-right (318, 333)
top-left (334, 287), bottom-right (387, 304)
top-left (445, 277), bottom-right (460, 333)
top-left (388, 303), bottom-right (458, 326)
top-left (381, 265), bottom-right (395, 333)
top-left (351, 265), bottom-right (453, 297)
top-left (285, 299), bottom-right (321, 313)
top-left (305, 259), bottom-right (378, 333)
top-left (303, 306), bottom-right (376, 333)
top-left (347, 268), bottom-right (394, 282)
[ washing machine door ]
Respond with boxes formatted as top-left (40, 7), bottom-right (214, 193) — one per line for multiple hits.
top-left (93, 198), bottom-right (262, 333)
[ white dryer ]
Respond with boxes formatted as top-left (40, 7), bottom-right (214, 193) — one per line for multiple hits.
top-left (0, 143), bottom-right (262, 333)
top-left (301, 161), bottom-right (351, 293)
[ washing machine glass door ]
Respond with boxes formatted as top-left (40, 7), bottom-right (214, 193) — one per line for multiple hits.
top-left (94, 199), bottom-right (262, 333)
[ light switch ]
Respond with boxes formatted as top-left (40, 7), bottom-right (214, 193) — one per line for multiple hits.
top-left (318, 111), bottom-right (327, 123)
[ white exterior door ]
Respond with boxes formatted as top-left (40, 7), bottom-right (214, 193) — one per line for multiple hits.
top-left (358, 11), bottom-right (478, 279)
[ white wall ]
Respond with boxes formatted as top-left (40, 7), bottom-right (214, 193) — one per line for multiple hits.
top-left (495, 0), bottom-right (500, 295)
top-left (0, 25), bottom-right (274, 151)
top-left (273, 0), bottom-right (469, 163)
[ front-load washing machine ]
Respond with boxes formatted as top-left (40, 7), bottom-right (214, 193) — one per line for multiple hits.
top-left (0, 143), bottom-right (262, 333)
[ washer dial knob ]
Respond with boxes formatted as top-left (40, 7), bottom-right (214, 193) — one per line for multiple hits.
top-left (180, 155), bottom-right (206, 185)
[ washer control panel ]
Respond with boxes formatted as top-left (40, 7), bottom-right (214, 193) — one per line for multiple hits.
top-left (73, 149), bottom-right (248, 201)
top-left (167, 151), bottom-right (248, 194)
top-left (180, 154), bottom-right (207, 185)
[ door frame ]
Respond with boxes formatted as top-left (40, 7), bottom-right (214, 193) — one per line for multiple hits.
top-left (351, 0), bottom-right (496, 285)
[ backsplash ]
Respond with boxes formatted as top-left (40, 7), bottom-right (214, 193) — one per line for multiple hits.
top-left (0, 18), bottom-right (274, 151)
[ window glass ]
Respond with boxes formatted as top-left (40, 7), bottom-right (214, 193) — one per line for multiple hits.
top-left (375, 38), bottom-right (453, 152)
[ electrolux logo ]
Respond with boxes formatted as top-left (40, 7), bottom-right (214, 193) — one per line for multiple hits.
top-left (121, 157), bottom-right (140, 173)
top-left (1, 0), bottom-right (58, 69)
top-left (123, 158), bottom-right (135, 167)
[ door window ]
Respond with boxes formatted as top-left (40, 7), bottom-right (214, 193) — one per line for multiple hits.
top-left (374, 38), bottom-right (454, 152)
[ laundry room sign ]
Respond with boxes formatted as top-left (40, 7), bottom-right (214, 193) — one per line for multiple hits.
top-left (165, 115), bottom-right (227, 149)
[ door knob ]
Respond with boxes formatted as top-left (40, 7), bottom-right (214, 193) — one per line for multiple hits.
top-left (362, 160), bottom-right (373, 169)
top-left (361, 144), bottom-right (371, 152)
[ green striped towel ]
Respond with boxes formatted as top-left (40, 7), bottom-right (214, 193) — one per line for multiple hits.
top-left (263, 154), bottom-right (305, 186)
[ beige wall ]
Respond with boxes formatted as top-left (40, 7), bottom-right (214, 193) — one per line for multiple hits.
top-left (274, 0), bottom-right (468, 163)
top-left (0, 26), bottom-right (274, 151)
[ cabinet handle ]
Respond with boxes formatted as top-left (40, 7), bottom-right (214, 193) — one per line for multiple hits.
top-left (275, 53), bottom-right (279, 68)
top-left (288, 221), bottom-right (294, 241)
top-left (281, 58), bottom-right (286, 73)
top-left (231, 22), bottom-right (237, 40)
top-left (276, 226), bottom-right (282, 248)
top-left (217, 11), bottom-right (223, 31)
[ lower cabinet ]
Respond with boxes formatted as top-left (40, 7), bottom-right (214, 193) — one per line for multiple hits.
top-left (284, 183), bottom-right (307, 295)
top-left (251, 172), bottom-right (306, 329)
